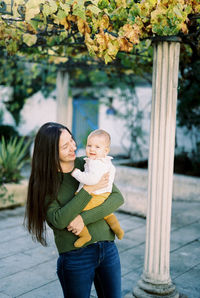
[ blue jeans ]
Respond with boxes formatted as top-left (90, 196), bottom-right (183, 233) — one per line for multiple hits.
top-left (57, 241), bottom-right (121, 298)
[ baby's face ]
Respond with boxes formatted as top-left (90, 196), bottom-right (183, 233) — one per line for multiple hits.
top-left (86, 135), bottom-right (109, 160)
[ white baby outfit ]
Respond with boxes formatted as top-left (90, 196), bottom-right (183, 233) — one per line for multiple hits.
top-left (71, 156), bottom-right (116, 194)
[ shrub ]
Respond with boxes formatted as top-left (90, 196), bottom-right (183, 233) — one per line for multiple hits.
top-left (0, 125), bottom-right (19, 141)
top-left (0, 136), bottom-right (31, 184)
top-left (0, 184), bottom-right (14, 208)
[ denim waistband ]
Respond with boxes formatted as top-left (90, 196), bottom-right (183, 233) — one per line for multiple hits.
top-left (60, 240), bottom-right (114, 255)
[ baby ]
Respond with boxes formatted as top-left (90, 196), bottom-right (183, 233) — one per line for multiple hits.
top-left (71, 129), bottom-right (124, 248)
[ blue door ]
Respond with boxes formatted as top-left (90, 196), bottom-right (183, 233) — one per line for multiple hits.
top-left (72, 98), bottom-right (98, 148)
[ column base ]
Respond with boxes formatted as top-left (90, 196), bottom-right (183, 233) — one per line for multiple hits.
top-left (132, 278), bottom-right (179, 298)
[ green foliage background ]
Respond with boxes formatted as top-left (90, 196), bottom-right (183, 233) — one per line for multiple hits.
top-left (0, 0), bottom-right (199, 148)
top-left (0, 59), bottom-right (56, 124)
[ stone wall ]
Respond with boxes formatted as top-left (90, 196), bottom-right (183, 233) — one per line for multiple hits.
top-left (115, 165), bottom-right (200, 217)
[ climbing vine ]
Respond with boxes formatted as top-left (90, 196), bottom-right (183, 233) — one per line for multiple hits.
top-left (0, 0), bottom-right (200, 64)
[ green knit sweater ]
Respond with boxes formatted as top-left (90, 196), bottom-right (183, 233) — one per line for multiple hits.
top-left (46, 157), bottom-right (124, 253)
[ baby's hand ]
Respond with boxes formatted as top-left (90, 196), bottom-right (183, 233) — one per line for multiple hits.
top-left (83, 172), bottom-right (109, 194)
top-left (67, 215), bottom-right (84, 235)
top-left (99, 172), bottom-right (109, 188)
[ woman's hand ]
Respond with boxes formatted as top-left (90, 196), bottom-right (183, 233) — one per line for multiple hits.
top-left (67, 215), bottom-right (84, 235)
top-left (83, 172), bottom-right (109, 194)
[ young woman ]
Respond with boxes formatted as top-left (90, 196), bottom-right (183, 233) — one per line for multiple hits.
top-left (24, 122), bottom-right (124, 298)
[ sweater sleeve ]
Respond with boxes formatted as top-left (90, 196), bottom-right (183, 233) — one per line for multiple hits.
top-left (81, 184), bottom-right (124, 226)
top-left (72, 160), bottom-right (106, 185)
top-left (46, 188), bottom-right (92, 230)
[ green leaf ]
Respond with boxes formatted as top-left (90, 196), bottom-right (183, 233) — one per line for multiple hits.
top-left (60, 2), bottom-right (71, 13)
top-left (12, 0), bottom-right (25, 18)
top-left (25, 0), bottom-right (45, 21)
top-left (173, 6), bottom-right (183, 18)
top-left (6, 40), bottom-right (18, 53)
top-left (29, 20), bottom-right (39, 31)
top-left (104, 52), bottom-right (113, 64)
top-left (57, 9), bottom-right (68, 20)
top-left (73, 2), bottom-right (86, 20)
top-left (87, 4), bottom-right (101, 15)
top-left (98, 0), bottom-right (109, 10)
top-left (23, 33), bottom-right (37, 46)
top-left (43, 0), bottom-right (57, 17)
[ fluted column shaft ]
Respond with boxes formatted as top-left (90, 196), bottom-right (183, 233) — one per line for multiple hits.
top-left (134, 40), bottom-right (180, 297)
top-left (56, 71), bottom-right (73, 130)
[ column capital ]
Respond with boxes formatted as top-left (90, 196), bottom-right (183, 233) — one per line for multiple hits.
top-left (151, 36), bottom-right (182, 43)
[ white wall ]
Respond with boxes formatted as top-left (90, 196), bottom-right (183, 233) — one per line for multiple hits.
top-left (17, 91), bottom-right (57, 135)
top-left (98, 85), bottom-right (200, 160)
top-left (1, 85), bottom-right (198, 160)
top-left (98, 86), bottom-right (152, 159)
top-left (0, 86), bottom-right (15, 126)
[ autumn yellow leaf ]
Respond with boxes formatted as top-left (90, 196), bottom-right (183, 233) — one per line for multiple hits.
top-left (85, 32), bottom-right (98, 52)
top-left (123, 24), bottom-right (140, 44)
top-left (151, 4), bottom-right (167, 23)
top-left (107, 38), bottom-right (119, 57)
top-left (49, 56), bottom-right (68, 64)
top-left (67, 15), bottom-right (77, 23)
top-left (193, 3), bottom-right (200, 13)
top-left (181, 23), bottom-right (188, 34)
top-left (99, 14), bottom-right (110, 30)
top-left (59, 18), bottom-right (70, 30)
top-left (0, 0), bottom-right (200, 63)
top-left (95, 31), bottom-right (108, 50)
top-left (104, 52), bottom-right (113, 64)
top-left (118, 37), bottom-right (133, 52)
top-left (77, 18), bottom-right (91, 34)
top-left (116, 0), bottom-right (126, 9)
top-left (25, 23), bottom-right (37, 34)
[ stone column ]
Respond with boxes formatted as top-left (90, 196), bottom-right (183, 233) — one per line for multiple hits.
top-left (56, 71), bottom-right (73, 130)
top-left (133, 39), bottom-right (181, 297)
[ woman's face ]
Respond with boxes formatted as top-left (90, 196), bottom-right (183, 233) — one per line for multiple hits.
top-left (59, 129), bottom-right (77, 163)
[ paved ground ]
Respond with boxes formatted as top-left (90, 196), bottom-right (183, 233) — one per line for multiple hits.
top-left (0, 200), bottom-right (200, 298)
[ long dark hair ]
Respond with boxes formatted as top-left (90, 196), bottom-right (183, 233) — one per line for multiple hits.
top-left (24, 122), bottom-right (73, 246)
